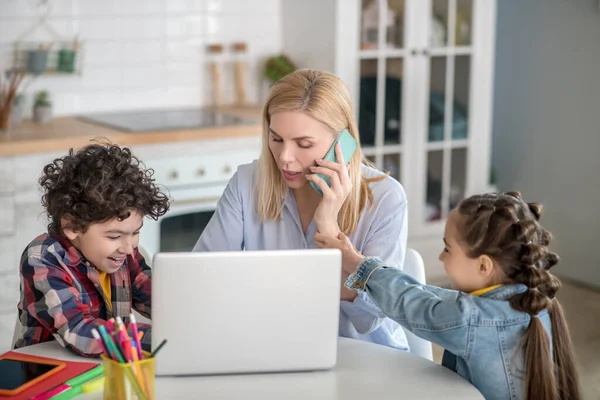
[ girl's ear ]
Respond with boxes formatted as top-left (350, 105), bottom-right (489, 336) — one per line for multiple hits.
top-left (478, 254), bottom-right (495, 278)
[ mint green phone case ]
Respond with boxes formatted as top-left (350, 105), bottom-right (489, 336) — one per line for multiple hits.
top-left (310, 129), bottom-right (358, 196)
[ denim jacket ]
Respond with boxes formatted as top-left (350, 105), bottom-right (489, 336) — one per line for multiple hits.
top-left (345, 257), bottom-right (552, 400)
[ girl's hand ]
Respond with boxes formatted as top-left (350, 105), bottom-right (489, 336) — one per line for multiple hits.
top-left (306, 143), bottom-right (352, 237)
top-left (315, 232), bottom-right (364, 277)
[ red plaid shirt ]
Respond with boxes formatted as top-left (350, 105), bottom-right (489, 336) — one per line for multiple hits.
top-left (15, 233), bottom-right (152, 357)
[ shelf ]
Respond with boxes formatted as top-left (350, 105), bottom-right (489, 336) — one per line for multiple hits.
top-left (365, 140), bottom-right (470, 154)
top-left (359, 50), bottom-right (379, 60)
top-left (381, 144), bottom-right (404, 154)
top-left (362, 146), bottom-right (376, 156)
top-left (425, 139), bottom-right (469, 151)
top-left (454, 46), bottom-right (473, 56)
top-left (383, 49), bottom-right (407, 58)
top-left (361, 144), bottom-right (404, 156)
top-left (359, 48), bottom-right (407, 59)
top-left (12, 40), bottom-right (83, 76)
top-left (429, 46), bottom-right (473, 57)
top-left (360, 47), bottom-right (472, 59)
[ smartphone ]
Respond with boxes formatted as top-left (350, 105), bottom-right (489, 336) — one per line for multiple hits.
top-left (0, 354), bottom-right (66, 396)
top-left (310, 129), bottom-right (358, 196)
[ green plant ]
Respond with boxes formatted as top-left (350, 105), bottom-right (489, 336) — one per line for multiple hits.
top-left (34, 90), bottom-right (51, 107)
top-left (264, 55), bottom-right (297, 84)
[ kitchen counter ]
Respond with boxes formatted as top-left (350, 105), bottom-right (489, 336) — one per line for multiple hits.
top-left (0, 105), bottom-right (263, 156)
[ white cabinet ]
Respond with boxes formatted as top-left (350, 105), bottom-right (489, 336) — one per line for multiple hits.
top-left (0, 195), bottom-right (15, 236)
top-left (0, 236), bottom-right (17, 276)
top-left (0, 272), bottom-right (20, 314)
top-left (282, 0), bottom-right (496, 280)
top-left (14, 201), bottom-right (48, 260)
top-left (0, 159), bottom-right (14, 194)
top-left (0, 312), bottom-right (16, 353)
top-left (0, 136), bottom-right (262, 350)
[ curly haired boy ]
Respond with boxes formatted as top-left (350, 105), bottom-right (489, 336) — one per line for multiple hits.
top-left (14, 141), bottom-right (170, 356)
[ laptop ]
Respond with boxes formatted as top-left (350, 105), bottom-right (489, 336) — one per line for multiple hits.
top-left (151, 249), bottom-right (342, 376)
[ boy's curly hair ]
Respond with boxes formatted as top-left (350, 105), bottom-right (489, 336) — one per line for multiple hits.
top-left (40, 141), bottom-right (170, 234)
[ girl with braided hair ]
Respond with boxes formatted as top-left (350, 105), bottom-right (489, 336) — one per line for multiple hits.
top-left (315, 191), bottom-right (580, 400)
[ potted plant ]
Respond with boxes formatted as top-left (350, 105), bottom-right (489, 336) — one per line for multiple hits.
top-left (263, 55), bottom-right (297, 85)
top-left (33, 90), bottom-right (52, 124)
top-left (28, 43), bottom-right (52, 75)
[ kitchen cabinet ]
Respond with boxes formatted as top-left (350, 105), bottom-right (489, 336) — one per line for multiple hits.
top-left (0, 134), bottom-right (262, 351)
top-left (282, 0), bottom-right (497, 280)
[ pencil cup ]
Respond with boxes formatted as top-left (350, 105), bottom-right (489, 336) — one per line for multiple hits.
top-left (101, 352), bottom-right (154, 400)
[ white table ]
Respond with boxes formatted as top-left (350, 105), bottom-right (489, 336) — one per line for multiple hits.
top-left (16, 338), bottom-right (483, 399)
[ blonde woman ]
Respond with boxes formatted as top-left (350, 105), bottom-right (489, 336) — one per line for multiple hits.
top-left (193, 69), bottom-right (409, 350)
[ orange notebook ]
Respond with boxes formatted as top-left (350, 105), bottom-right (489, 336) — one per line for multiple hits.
top-left (0, 351), bottom-right (99, 400)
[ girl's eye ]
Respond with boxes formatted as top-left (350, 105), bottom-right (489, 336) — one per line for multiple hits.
top-left (298, 142), bottom-right (313, 149)
top-left (271, 136), bottom-right (282, 142)
top-left (108, 236), bottom-right (120, 240)
top-left (443, 247), bottom-right (449, 253)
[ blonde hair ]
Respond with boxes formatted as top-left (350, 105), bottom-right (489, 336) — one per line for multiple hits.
top-left (256, 69), bottom-right (384, 234)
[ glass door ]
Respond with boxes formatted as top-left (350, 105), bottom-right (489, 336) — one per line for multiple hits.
top-left (357, 0), bottom-right (411, 185)
top-left (421, 0), bottom-right (474, 229)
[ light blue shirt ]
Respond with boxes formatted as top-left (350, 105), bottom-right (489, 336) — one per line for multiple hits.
top-left (193, 160), bottom-right (409, 351)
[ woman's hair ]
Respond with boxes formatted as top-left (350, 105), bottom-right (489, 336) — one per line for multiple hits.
top-left (40, 141), bottom-right (170, 235)
top-left (456, 191), bottom-right (580, 400)
top-left (256, 69), bottom-right (384, 234)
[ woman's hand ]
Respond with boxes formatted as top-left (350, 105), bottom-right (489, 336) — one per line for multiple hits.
top-left (315, 232), bottom-right (364, 275)
top-left (306, 143), bottom-right (352, 237)
top-left (315, 232), bottom-right (365, 302)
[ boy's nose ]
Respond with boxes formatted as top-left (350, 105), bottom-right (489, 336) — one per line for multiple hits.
top-left (119, 242), bottom-right (134, 255)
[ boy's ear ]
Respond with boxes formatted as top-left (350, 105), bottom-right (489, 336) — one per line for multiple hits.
top-left (478, 254), bottom-right (495, 278)
top-left (61, 216), bottom-right (79, 241)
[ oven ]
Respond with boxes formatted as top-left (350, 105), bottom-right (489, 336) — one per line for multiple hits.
top-left (138, 144), bottom-right (260, 257)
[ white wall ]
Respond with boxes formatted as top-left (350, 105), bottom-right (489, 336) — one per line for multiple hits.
top-left (0, 0), bottom-right (282, 116)
top-left (281, 0), bottom-right (335, 73)
top-left (492, 0), bottom-right (600, 287)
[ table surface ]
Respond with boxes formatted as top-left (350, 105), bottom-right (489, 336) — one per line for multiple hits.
top-left (15, 338), bottom-right (483, 400)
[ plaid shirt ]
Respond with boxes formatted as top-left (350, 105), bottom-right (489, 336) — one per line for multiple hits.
top-left (15, 233), bottom-right (152, 357)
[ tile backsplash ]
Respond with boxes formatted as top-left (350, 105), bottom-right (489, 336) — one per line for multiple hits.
top-left (0, 0), bottom-right (282, 116)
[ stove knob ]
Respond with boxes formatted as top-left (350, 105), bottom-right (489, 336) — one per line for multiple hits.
top-left (222, 165), bottom-right (231, 174)
top-left (169, 170), bottom-right (179, 180)
top-left (196, 168), bottom-right (205, 177)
